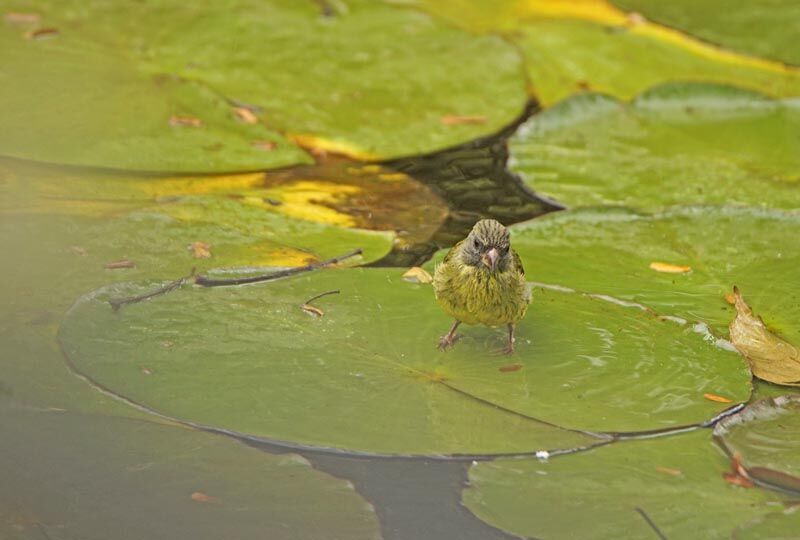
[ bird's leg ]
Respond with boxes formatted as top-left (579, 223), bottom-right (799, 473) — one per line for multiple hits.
top-left (497, 323), bottom-right (516, 355)
top-left (438, 320), bottom-right (462, 351)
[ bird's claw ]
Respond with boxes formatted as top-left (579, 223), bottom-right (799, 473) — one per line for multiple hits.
top-left (437, 333), bottom-right (460, 351)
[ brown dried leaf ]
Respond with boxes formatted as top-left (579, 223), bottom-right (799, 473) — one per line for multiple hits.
top-left (402, 267), bottom-right (433, 284)
top-left (105, 258), bottom-right (136, 269)
top-left (655, 466), bottom-right (683, 477)
top-left (703, 393), bottom-right (733, 403)
top-left (233, 106), bottom-right (258, 124)
top-left (648, 261), bottom-right (691, 274)
top-left (189, 241), bottom-right (212, 259)
top-left (300, 304), bottom-right (324, 317)
top-left (440, 115), bottom-right (488, 126)
top-left (499, 363), bottom-right (523, 373)
top-left (169, 115), bottom-right (202, 127)
top-left (4, 12), bottom-right (41, 24)
top-left (24, 27), bottom-right (59, 40)
top-left (729, 287), bottom-right (800, 387)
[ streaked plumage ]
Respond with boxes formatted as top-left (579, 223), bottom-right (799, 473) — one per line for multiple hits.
top-left (433, 219), bottom-right (531, 354)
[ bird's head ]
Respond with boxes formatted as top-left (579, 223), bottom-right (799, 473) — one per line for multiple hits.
top-left (460, 219), bottom-right (512, 273)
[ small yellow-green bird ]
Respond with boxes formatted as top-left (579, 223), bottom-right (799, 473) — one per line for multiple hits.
top-left (433, 219), bottom-right (531, 354)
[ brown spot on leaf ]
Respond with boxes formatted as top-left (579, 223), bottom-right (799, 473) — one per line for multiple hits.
top-left (169, 115), bottom-right (202, 127)
top-left (300, 304), bottom-right (324, 317)
top-left (189, 241), bottom-right (212, 259)
top-left (105, 258), bottom-right (136, 269)
top-left (24, 27), bottom-right (59, 40)
top-left (655, 466), bottom-right (682, 477)
top-left (4, 12), bottom-right (41, 24)
top-left (233, 107), bottom-right (258, 124)
top-left (499, 363), bottom-right (523, 373)
top-left (441, 115), bottom-right (488, 126)
top-left (252, 140), bottom-right (277, 151)
top-left (190, 492), bottom-right (219, 503)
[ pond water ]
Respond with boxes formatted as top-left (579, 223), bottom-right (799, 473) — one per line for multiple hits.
top-left (3, 1), bottom-right (800, 536)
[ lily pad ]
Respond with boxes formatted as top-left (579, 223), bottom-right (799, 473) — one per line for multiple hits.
top-left (511, 206), bottom-right (800, 344)
top-left (397, 0), bottom-right (800, 106)
top-left (1, 0), bottom-right (527, 169)
top-left (59, 265), bottom-right (749, 455)
top-left (0, 403), bottom-right (380, 540)
top-left (612, 0), bottom-right (800, 66)
top-left (509, 83), bottom-right (800, 209)
top-left (714, 396), bottom-right (800, 494)
top-left (734, 506), bottom-right (800, 540)
top-left (463, 430), bottom-right (795, 540)
top-left (0, 26), bottom-right (309, 172)
top-left (0, 157), bottom-right (396, 270)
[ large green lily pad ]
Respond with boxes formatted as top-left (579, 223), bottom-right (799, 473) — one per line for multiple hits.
top-left (714, 396), bottom-right (800, 494)
top-left (0, 24), bottom-right (310, 172)
top-left (509, 83), bottom-right (800, 209)
top-left (1, 0), bottom-right (526, 169)
top-left (512, 206), bottom-right (800, 344)
top-left (612, 0), bottom-right (800, 66)
top-left (463, 430), bottom-right (795, 540)
top-left (59, 265), bottom-right (750, 455)
top-left (0, 403), bottom-right (380, 540)
top-left (395, 0), bottom-right (800, 106)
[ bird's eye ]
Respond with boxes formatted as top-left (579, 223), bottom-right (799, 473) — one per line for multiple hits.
top-left (473, 238), bottom-right (481, 250)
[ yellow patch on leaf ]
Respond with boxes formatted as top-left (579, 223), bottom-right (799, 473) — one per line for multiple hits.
top-left (729, 287), bottom-right (800, 387)
top-left (286, 133), bottom-right (377, 161)
top-left (168, 115), bottom-right (202, 127)
top-left (440, 115), bottom-right (488, 125)
top-left (233, 106), bottom-right (258, 124)
top-left (649, 261), bottom-right (691, 274)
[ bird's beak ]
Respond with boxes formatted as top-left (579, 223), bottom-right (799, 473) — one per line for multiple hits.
top-left (482, 248), bottom-right (499, 271)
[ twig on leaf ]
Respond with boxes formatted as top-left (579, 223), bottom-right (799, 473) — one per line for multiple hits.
top-left (635, 507), bottom-right (668, 540)
top-left (194, 248), bottom-right (362, 287)
top-left (109, 268), bottom-right (196, 311)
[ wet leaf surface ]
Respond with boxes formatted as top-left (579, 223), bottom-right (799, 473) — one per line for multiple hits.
top-left (714, 396), bottom-right (800, 495)
top-left (511, 206), bottom-right (800, 345)
top-left (730, 289), bottom-right (800, 387)
top-left (58, 264), bottom-right (750, 454)
top-left (463, 430), bottom-right (794, 540)
top-left (0, 403), bottom-right (380, 540)
top-left (509, 83), bottom-right (800, 209)
top-left (612, 0), bottom-right (800, 65)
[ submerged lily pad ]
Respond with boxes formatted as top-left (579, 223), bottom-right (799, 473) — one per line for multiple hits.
top-left (59, 265), bottom-right (749, 455)
top-left (714, 396), bottom-right (800, 494)
top-left (612, 0), bottom-right (800, 66)
top-left (0, 403), bottom-right (380, 540)
top-left (1, 0), bottom-right (526, 169)
top-left (509, 84), bottom-right (800, 209)
top-left (463, 430), bottom-right (795, 540)
top-left (511, 206), bottom-right (800, 344)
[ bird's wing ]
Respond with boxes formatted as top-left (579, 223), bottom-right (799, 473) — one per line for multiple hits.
top-left (511, 248), bottom-right (525, 277)
top-left (441, 240), bottom-right (463, 265)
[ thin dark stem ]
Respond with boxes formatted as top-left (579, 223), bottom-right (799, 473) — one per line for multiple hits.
top-left (304, 289), bottom-right (340, 305)
top-left (108, 268), bottom-right (195, 311)
top-left (635, 507), bottom-right (668, 540)
top-left (194, 248), bottom-right (362, 287)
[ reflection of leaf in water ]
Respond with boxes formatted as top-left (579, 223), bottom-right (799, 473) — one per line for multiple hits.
top-left (729, 287), bottom-right (800, 387)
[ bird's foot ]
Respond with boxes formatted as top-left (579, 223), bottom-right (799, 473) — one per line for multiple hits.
top-left (493, 338), bottom-right (516, 356)
top-left (437, 333), bottom-right (460, 351)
